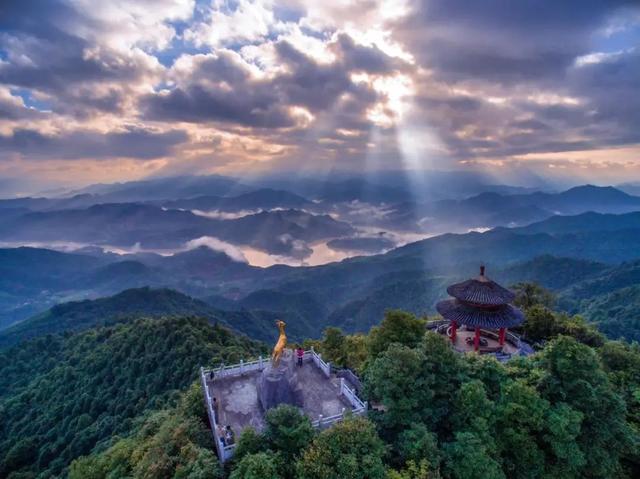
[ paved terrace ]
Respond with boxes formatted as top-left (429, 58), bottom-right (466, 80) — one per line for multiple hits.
top-left (201, 349), bottom-right (366, 462)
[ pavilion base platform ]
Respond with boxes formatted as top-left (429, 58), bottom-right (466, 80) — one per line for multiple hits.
top-left (449, 329), bottom-right (519, 354)
top-left (428, 321), bottom-right (532, 360)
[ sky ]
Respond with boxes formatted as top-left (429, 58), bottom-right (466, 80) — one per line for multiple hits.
top-left (0, 0), bottom-right (639, 194)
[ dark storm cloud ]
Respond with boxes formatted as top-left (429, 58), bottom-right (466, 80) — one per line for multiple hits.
top-left (0, 127), bottom-right (188, 160)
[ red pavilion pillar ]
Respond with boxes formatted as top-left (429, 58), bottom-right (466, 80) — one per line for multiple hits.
top-left (450, 321), bottom-right (457, 343)
top-left (499, 327), bottom-right (506, 345)
top-left (474, 327), bottom-right (480, 351)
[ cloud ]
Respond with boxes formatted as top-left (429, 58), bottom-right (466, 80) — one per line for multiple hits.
top-left (190, 209), bottom-right (259, 220)
top-left (0, 87), bottom-right (44, 120)
top-left (141, 34), bottom-right (402, 129)
top-left (394, 0), bottom-right (633, 84)
top-left (0, 127), bottom-right (187, 160)
top-left (0, 0), bottom-right (639, 187)
top-left (183, 236), bottom-right (248, 263)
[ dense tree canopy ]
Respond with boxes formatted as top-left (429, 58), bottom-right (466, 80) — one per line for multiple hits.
top-left (296, 417), bottom-right (387, 479)
top-left (364, 328), bottom-right (639, 479)
top-left (3, 286), bottom-right (640, 479)
top-left (69, 383), bottom-right (222, 479)
top-left (0, 316), bottom-right (265, 478)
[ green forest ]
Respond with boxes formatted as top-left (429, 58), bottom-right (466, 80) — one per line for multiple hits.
top-left (0, 316), bottom-right (266, 478)
top-left (1, 287), bottom-right (639, 478)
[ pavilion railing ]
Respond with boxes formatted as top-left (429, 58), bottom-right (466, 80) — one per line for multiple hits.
top-left (427, 319), bottom-right (450, 330)
top-left (434, 323), bottom-right (523, 351)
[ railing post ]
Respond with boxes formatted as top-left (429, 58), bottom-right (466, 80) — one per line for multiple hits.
top-left (259, 355), bottom-right (263, 369)
top-left (318, 414), bottom-right (323, 428)
top-left (240, 359), bottom-right (244, 375)
top-left (340, 377), bottom-right (345, 395)
top-left (342, 407), bottom-right (346, 418)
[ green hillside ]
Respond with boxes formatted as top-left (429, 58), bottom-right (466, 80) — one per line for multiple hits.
top-left (0, 288), bottom-right (313, 349)
top-left (576, 285), bottom-right (640, 342)
top-left (495, 255), bottom-right (607, 290)
top-left (0, 316), bottom-right (266, 478)
top-left (64, 308), bottom-right (640, 479)
top-left (0, 288), bottom-right (218, 348)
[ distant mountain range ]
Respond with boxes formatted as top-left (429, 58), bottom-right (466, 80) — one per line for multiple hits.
top-left (0, 203), bottom-right (353, 256)
top-left (401, 185), bottom-right (640, 233)
top-left (161, 188), bottom-right (312, 212)
top-left (3, 207), bottom-right (640, 342)
top-left (3, 181), bottom-right (640, 261)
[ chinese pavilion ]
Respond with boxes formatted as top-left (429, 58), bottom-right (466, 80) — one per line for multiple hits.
top-left (436, 266), bottom-right (524, 352)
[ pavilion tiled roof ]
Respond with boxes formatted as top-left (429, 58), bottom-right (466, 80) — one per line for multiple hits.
top-left (446, 266), bottom-right (515, 306)
top-left (436, 299), bottom-right (524, 329)
top-left (436, 265), bottom-right (524, 329)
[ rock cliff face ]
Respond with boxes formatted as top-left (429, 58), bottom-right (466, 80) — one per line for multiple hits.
top-left (258, 349), bottom-right (302, 410)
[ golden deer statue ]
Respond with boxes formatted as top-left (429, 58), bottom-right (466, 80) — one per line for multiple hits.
top-left (271, 320), bottom-right (287, 367)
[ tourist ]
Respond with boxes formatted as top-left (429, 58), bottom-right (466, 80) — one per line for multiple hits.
top-left (209, 370), bottom-right (215, 381)
top-left (217, 424), bottom-right (227, 447)
top-left (217, 425), bottom-right (226, 446)
top-left (212, 396), bottom-right (219, 422)
top-left (225, 425), bottom-right (235, 445)
top-left (297, 346), bottom-right (304, 367)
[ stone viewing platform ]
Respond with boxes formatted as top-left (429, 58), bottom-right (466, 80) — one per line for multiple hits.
top-left (200, 348), bottom-right (366, 463)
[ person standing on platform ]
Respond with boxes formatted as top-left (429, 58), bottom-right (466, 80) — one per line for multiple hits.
top-left (297, 346), bottom-right (304, 367)
top-left (225, 425), bottom-right (235, 445)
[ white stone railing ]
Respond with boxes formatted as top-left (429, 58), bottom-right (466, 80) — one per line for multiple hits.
top-left (309, 347), bottom-right (331, 378)
top-left (203, 356), bottom-right (267, 380)
top-left (340, 377), bottom-right (367, 412)
top-left (311, 411), bottom-right (345, 429)
top-left (200, 366), bottom-right (235, 463)
top-left (203, 350), bottom-right (328, 382)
